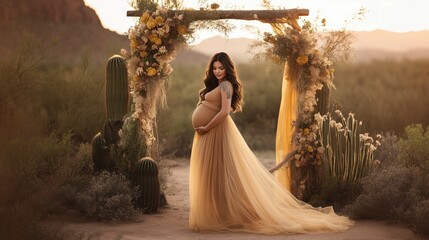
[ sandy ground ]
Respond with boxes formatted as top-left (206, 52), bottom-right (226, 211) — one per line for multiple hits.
top-left (61, 154), bottom-right (426, 240)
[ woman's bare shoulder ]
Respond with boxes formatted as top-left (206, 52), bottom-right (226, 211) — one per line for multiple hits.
top-left (219, 81), bottom-right (232, 99)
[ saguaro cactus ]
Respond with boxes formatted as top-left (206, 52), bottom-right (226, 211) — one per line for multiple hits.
top-left (315, 83), bottom-right (330, 116)
top-left (91, 132), bottom-right (113, 172)
top-left (105, 55), bottom-right (129, 122)
top-left (92, 55), bottom-right (129, 173)
top-left (134, 157), bottom-right (160, 214)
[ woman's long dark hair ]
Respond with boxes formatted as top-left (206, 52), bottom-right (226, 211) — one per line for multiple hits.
top-left (199, 52), bottom-right (244, 112)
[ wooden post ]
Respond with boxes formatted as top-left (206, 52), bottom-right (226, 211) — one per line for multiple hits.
top-left (127, 9), bottom-right (309, 22)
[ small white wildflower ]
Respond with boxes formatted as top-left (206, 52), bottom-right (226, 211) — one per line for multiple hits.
top-left (335, 123), bottom-right (343, 131)
top-left (314, 113), bottom-right (323, 123)
top-left (359, 121), bottom-right (363, 126)
top-left (159, 46), bottom-right (167, 54)
top-left (178, 14), bottom-right (184, 20)
top-left (120, 48), bottom-right (128, 55)
top-left (136, 67), bottom-right (144, 76)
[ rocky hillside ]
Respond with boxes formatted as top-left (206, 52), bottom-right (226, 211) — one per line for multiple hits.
top-left (0, 0), bottom-right (101, 24)
top-left (0, 0), bottom-right (128, 64)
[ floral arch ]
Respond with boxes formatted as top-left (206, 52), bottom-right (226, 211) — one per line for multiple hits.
top-left (121, 0), bottom-right (373, 200)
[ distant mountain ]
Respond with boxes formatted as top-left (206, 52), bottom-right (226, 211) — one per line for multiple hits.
top-left (190, 30), bottom-right (429, 63)
top-left (2, 0), bottom-right (428, 66)
top-left (190, 36), bottom-right (256, 63)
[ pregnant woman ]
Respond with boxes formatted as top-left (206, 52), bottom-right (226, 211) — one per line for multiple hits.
top-left (189, 52), bottom-right (353, 234)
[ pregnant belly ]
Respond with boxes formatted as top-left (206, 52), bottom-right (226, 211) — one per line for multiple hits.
top-left (192, 103), bottom-right (218, 128)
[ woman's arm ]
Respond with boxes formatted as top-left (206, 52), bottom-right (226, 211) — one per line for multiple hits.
top-left (195, 81), bottom-right (232, 135)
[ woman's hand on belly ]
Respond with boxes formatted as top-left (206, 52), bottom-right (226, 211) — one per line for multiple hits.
top-left (195, 126), bottom-right (208, 135)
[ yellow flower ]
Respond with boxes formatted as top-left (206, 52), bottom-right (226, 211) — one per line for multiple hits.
top-left (321, 18), bottom-right (327, 26)
top-left (130, 39), bottom-right (138, 49)
top-left (325, 69), bottom-right (330, 77)
top-left (133, 75), bottom-right (139, 82)
top-left (140, 51), bottom-right (148, 58)
top-left (177, 24), bottom-right (188, 35)
top-left (146, 17), bottom-right (157, 29)
top-left (146, 67), bottom-right (157, 76)
top-left (154, 16), bottom-right (164, 24)
top-left (149, 33), bottom-right (162, 46)
top-left (307, 146), bottom-right (314, 153)
top-left (296, 55), bottom-right (308, 65)
top-left (303, 128), bottom-right (310, 135)
top-left (140, 12), bottom-right (150, 23)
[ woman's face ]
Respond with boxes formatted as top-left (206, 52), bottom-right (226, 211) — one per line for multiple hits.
top-left (212, 61), bottom-right (226, 81)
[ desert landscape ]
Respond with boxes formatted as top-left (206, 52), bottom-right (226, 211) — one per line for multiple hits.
top-left (60, 155), bottom-right (424, 240)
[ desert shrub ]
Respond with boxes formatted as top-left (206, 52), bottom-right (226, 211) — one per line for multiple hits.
top-left (0, 131), bottom-right (94, 239)
top-left (349, 165), bottom-right (424, 221)
top-left (309, 178), bottom-right (361, 211)
top-left (408, 200), bottom-right (429, 235)
top-left (72, 171), bottom-right (139, 221)
top-left (398, 124), bottom-right (429, 174)
top-left (374, 132), bottom-right (400, 167)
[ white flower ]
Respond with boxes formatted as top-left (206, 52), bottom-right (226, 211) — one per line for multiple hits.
top-left (136, 67), bottom-right (144, 76)
top-left (159, 46), bottom-right (167, 54)
top-left (359, 121), bottom-right (363, 126)
top-left (131, 112), bottom-right (139, 120)
top-left (178, 14), bottom-right (184, 20)
top-left (314, 113), bottom-right (323, 123)
top-left (329, 120), bottom-right (336, 127)
top-left (120, 48), bottom-right (128, 55)
top-left (335, 123), bottom-right (343, 131)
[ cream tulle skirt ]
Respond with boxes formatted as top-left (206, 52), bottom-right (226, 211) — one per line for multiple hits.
top-left (189, 103), bottom-right (353, 234)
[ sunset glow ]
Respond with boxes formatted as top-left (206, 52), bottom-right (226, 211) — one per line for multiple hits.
top-left (84, 0), bottom-right (429, 42)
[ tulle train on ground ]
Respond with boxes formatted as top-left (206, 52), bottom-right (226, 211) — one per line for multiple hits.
top-left (189, 104), bottom-right (353, 234)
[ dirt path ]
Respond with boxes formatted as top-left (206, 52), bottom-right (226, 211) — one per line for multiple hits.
top-left (63, 157), bottom-right (424, 240)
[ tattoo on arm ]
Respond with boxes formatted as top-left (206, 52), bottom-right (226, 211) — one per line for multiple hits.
top-left (220, 81), bottom-right (232, 99)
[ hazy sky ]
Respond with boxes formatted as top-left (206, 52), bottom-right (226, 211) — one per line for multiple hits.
top-left (84, 0), bottom-right (429, 42)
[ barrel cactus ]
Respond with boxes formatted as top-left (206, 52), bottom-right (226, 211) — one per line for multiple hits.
top-left (105, 55), bottom-right (129, 122)
top-left (133, 157), bottom-right (160, 214)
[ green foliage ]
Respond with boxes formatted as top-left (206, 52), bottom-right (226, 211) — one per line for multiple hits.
top-left (72, 171), bottom-right (139, 221)
top-left (0, 131), bottom-right (94, 239)
top-left (398, 124), bottom-right (429, 173)
top-left (349, 165), bottom-right (425, 221)
top-left (348, 125), bottom-right (429, 236)
top-left (332, 60), bottom-right (429, 135)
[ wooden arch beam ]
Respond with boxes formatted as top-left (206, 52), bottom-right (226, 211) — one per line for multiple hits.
top-left (127, 9), bottom-right (309, 22)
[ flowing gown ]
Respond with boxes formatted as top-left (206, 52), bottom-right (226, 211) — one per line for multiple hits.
top-left (189, 86), bottom-right (353, 234)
